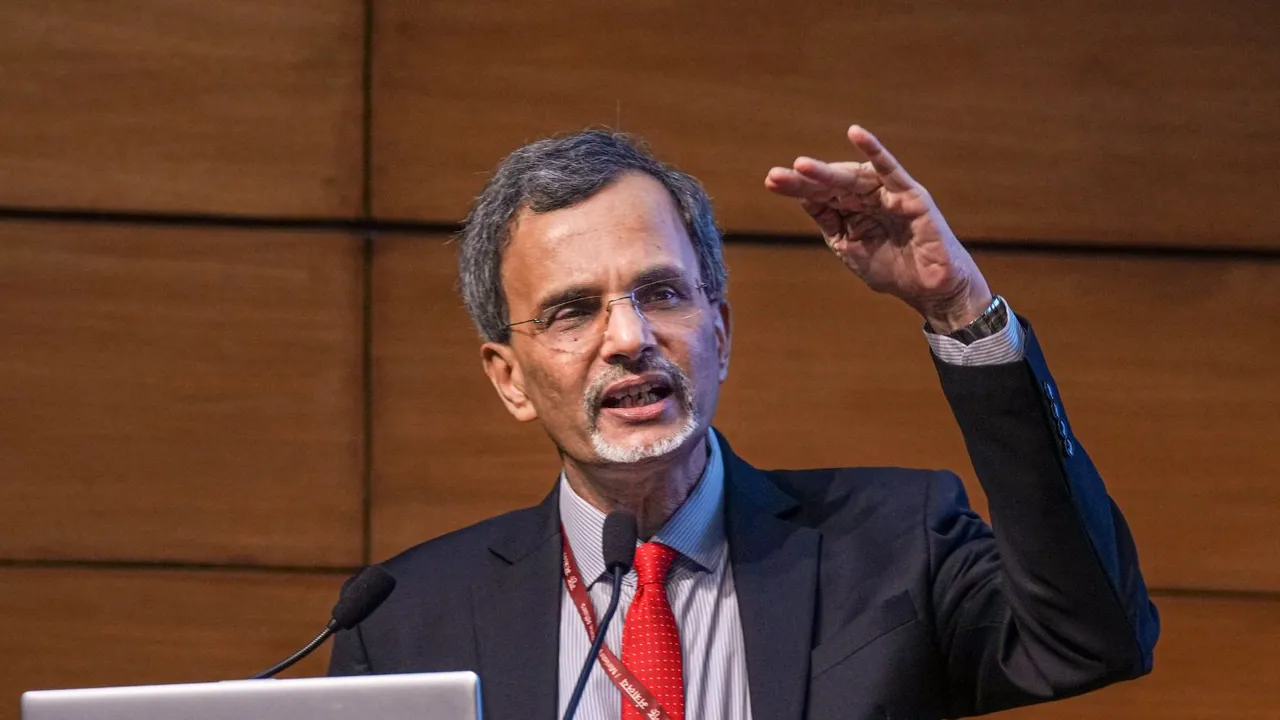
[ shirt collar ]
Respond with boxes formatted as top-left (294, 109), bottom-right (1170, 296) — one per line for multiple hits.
top-left (559, 428), bottom-right (727, 586)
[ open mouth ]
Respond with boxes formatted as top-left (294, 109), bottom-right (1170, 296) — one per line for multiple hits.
top-left (601, 379), bottom-right (674, 410)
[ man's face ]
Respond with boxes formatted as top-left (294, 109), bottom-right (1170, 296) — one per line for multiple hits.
top-left (482, 172), bottom-right (731, 468)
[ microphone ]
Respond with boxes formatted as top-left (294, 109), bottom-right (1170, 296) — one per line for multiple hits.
top-left (250, 565), bottom-right (396, 679)
top-left (563, 511), bottom-right (638, 720)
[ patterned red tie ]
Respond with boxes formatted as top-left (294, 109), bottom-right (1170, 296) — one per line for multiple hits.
top-left (621, 542), bottom-right (684, 720)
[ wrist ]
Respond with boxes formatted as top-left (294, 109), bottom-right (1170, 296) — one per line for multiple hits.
top-left (922, 283), bottom-right (994, 334)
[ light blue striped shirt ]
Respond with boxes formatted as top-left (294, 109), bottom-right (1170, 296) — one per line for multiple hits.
top-left (555, 309), bottom-right (1024, 718)
top-left (557, 428), bottom-right (753, 720)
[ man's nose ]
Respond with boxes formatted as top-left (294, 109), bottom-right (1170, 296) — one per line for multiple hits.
top-left (598, 299), bottom-right (656, 361)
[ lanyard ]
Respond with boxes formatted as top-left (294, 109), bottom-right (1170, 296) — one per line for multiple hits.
top-left (561, 531), bottom-right (673, 720)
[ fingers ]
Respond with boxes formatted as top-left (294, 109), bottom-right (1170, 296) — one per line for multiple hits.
top-left (765, 166), bottom-right (830, 198)
top-left (847, 125), bottom-right (915, 193)
top-left (766, 125), bottom-right (917, 197)
top-left (793, 158), bottom-right (883, 194)
top-left (789, 158), bottom-right (862, 187)
top-left (765, 161), bottom-right (881, 200)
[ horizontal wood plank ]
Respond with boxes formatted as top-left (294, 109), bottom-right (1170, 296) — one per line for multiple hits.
top-left (0, 222), bottom-right (365, 566)
top-left (369, 235), bottom-right (1280, 593)
top-left (993, 595), bottom-right (1280, 719)
top-left (0, 0), bottom-right (364, 217)
top-left (371, 0), bottom-right (1280, 248)
top-left (1, 567), bottom-right (342, 720)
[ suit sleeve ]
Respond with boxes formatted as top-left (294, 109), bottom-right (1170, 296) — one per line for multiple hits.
top-left (327, 623), bottom-right (374, 676)
top-left (927, 318), bottom-right (1160, 716)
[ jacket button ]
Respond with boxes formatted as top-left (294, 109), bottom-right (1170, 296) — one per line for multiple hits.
top-left (1064, 438), bottom-right (1075, 457)
top-left (1050, 403), bottom-right (1061, 420)
top-left (1043, 381), bottom-right (1055, 400)
top-left (1058, 419), bottom-right (1069, 438)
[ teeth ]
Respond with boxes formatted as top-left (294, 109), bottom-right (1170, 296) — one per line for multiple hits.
top-left (606, 384), bottom-right (665, 407)
top-left (606, 381), bottom-right (665, 409)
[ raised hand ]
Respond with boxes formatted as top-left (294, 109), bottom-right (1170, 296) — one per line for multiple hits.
top-left (764, 125), bottom-right (993, 333)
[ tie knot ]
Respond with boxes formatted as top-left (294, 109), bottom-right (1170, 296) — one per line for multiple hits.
top-left (633, 542), bottom-right (677, 586)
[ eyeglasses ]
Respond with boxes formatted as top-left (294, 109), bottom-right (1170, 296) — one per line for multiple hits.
top-left (506, 277), bottom-right (710, 353)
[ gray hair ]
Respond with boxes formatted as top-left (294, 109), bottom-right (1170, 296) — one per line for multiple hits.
top-left (458, 130), bottom-right (727, 343)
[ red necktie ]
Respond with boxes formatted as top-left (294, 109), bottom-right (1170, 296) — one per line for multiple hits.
top-left (621, 542), bottom-right (684, 720)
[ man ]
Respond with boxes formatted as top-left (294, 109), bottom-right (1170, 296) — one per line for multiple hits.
top-left (329, 125), bottom-right (1160, 719)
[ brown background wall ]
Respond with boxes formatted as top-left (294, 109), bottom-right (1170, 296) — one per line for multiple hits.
top-left (2, 2), bottom-right (1277, 718)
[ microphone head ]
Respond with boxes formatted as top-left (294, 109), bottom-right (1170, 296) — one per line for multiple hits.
top-left (602, 511), bottom-right (638, 574)
top-left (330, 565), bottom-right (396, 630)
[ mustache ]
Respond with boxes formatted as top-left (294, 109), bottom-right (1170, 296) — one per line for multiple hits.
top-left (583, 354), bottom-right (694, 420)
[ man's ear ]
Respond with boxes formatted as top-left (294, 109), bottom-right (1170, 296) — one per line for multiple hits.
top-left (713, 298), bottom-right (732, 382)
top-left (481, 342), bottom-right (539, 422)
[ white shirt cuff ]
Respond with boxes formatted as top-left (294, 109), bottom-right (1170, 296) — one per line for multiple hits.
top-left (925, 307), bottom-right (1025, 366)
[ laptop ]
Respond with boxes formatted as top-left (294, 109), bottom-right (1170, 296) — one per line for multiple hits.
top-left (22, 671), bottom-right (481, 720)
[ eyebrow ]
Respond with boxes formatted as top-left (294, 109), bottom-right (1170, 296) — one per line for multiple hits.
top-left (532, 265), bottom-right (689, 312)
top-left (535, 284), bottom-right (597, 313)
top-left (629, 265), bottom-right (686, 288)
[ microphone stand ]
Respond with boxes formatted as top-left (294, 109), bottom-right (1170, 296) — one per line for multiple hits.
top-left (250, 625), bottom-right (335, 680)
top-left (562, 566), bottom-right (625, 720)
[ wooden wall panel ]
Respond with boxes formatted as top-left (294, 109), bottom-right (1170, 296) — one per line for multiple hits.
top-left (718, 244), bottom-right (1280, 593)
top-left (369, 235), bottom-right (560, 560)
top-left (371, 0), bottom-right (1280, 249)
top-left (1, 567), bottom-right (341, 720)
top-left (0, 0), bottom-right (364, 217)
top-left (993, 596), bottom-right (1280, 719)
top-left (369, 236), bottom-right (1280, 592)
top-left (0, 222), bottom-right (365, 566)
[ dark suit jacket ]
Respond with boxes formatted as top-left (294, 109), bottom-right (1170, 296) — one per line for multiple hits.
top-left (329, 322), bottom-right (1160, 719)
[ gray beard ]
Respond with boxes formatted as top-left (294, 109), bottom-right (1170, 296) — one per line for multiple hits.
top-left (589, 407), bottom-right (700, 464)
top-left (583, 354), bottom-right (699, 464)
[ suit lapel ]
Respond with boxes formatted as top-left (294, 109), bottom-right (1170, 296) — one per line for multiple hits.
top-left (721, 436), bottom-right (820, 720)
top-left (468, 436), bottom-right (821, 719)
top-left (472, 488), bottom-right (563, 720)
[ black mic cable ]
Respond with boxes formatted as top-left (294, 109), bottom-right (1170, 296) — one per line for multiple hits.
top-left (250, 565), bottom-right (396, 679)
top-left (562, 511), bottom-right (638, 720)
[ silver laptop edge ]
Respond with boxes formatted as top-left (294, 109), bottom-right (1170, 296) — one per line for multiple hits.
top-left (23, 671), bottom-right (482, 720)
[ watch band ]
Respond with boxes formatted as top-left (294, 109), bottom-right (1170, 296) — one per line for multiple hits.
top-left (939, 294), bottom-right (1008, 345)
